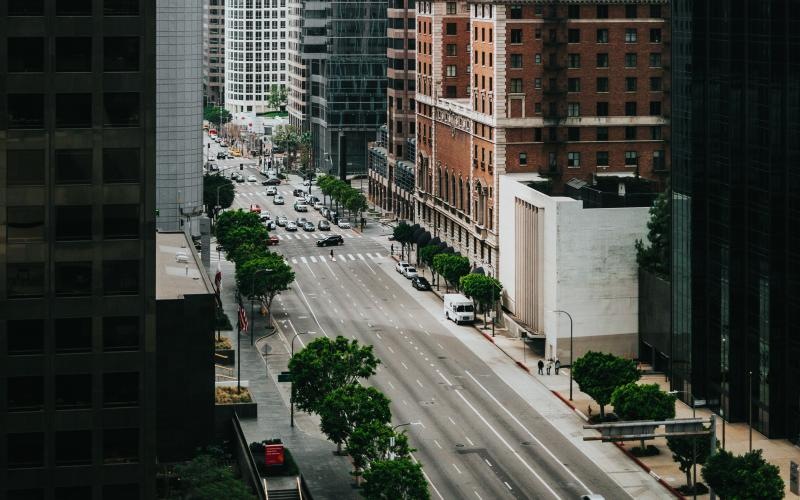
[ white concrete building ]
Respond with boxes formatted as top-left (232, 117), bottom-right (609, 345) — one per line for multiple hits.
top-left (498, 173), bottom-right (650, 362)
top-left (157, 0), bottom-right (204, 234)
top-left (224, 0), bottom-right (288, 114)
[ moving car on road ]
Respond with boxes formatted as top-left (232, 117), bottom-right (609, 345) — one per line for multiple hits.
top-left (443, 294), bottom-right (475, 324)
top-left (302, 222), bottom-right (315, 232)
top-left (247, 175), bottom-right (257, 182)
top-left (265, 186), bottom-right (278, 196)
top-left (402, 266), bottom-right (418, 279)
top-left (249, 204), bottom-right (261, 214)
top-left (273, 195), bottom-right (285, 205)
top-left (395, 261), bottom-right (410, 274)
top-left (411, 276), bottom-right (431, 291)
top-left (262, 177), bottom-right (281, 186)
top-left (285, 221), bottom-right (298, 231)
top-left (293, 188), bottom-right (305, 197)
top-left (314, 202), bottom-right (324, 211)
top-left (266, 235), bottom-right (279, 246)
top-left (235, 175), bottom-right (245, 183)
top-left (259, 212), bottom-right (271, 221)
top-left (317, 220), bottom-right (330, 231)
top-left (276, 216), bottom-right (288, 227)
top-left (337, 220), bottom-right (351, 229)
top-left (295, 217), bottom-right (308, 225)
top-left (316, 235), bottom-right (344, 247)
top-left (265, 220), bottom-right (276, 230)
top-left (293, 201), bottom-right (308, 212)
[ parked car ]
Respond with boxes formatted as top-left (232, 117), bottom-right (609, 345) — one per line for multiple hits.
top-left (263, 177), bottom-right (281, 186)
top-left (337, 220), bottom-right (351, 229)
top-left (217, 152), bottom-right (226, 159)
top-left (293, 201), bottom-right (308, 212)
top-left (320, 207), bottom-right (330, 218)
top-left (314, 202), bottom-right (324, 211)
top-left (249, 204), bottom-right (261, 214)
top-left (273, 195), bottom-right (285, 205)
top-left (326, 210), bottom-right (338, 221)
top-left (265, 186), bottom-right (278, 196)
top-left (317, 220), bottom-right (330, 231)
top-left (302, 222), bottom-right (315, 232)
top-left (247, 175), bottom-right (257, 182)
top-left (266, 235), bottom-right (279, 246)
top-left (235, 175), bottom-right (245, 183)
top-left (402, 266), bottom-right (418, 279)
top-left (316, 235), bottom-right (344, 247)
top-left (265, 220), bottom-right (276, 230)
top-left (395, 261), bottom-right (410, 274)
top-left (276, 216), bottom-right (288, 227)
top-left (293, 188), bottom-right (305, 197)
top-left (411, 276), bottom-right (431, 291)
top-left (285, 221), bottom-right (298, 231)
top-left (259, 212), bottom-right (271, 222)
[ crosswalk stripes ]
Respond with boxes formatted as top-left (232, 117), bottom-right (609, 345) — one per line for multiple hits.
top-left (347, 254), bottom-right (355, 261)
top-left (310, 256), bottom-right (317, 263)
top-left (287, 253), bottom-right (385, 267)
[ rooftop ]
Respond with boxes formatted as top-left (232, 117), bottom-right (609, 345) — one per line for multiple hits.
top-left (156, 232), bottom-right (214, 300)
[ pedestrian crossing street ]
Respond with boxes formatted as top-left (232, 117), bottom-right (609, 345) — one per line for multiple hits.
top-left (287, 252), bottom-right (389, 265)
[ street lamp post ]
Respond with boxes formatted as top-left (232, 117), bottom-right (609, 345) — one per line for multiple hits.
top-left (670, 389), bottom-right (698, 499)
top-left (554, 310), bottom-right (574, 400)
top-left (748, 370), bottom-right (753, 451)
top-left (250, 268), bottom-right (273, 346)
top-left (290, 332), bottom-right (308, 427)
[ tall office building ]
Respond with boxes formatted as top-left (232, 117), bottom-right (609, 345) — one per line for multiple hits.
top-left (368, 0), bottom-right (417, 220)
top-left (287, 0), bottom-right (388, 177)
top-left (156, 0), bottom-right (204, 233)
top-left (414, 0), bottom-right (669, 270)
top-left (671, 0), bottom-right (800, 442)
top-left (203, 0), bottom-right (226, 107)
top-left (224, 0), bottom-right (288, 114)
top-left (1, 0), bottom-right (158, 498)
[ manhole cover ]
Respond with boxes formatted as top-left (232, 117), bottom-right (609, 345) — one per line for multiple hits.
top-left (455, 443), bottom-right (465, 448)
top-left (521, 441), bottom-right (533, 446)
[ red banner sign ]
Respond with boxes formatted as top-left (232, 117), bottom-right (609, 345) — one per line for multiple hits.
top-left (265, 444), bottom-right (284, 466)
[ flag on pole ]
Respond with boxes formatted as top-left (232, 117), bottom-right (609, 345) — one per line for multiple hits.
top-left (238, 304), bottom-right (248, 333)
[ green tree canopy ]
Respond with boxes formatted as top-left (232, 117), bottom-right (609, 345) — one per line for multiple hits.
top-left (361, 458), bottom-right (430, 500)
top-left (273, 125), bottom-right (302, 170)
top-left (433, 254), bottom-right (471, 292)
top-left (235, 252), bottom-right (295, 317)
top-left (318, 385), bottom-right (392, 454)
top-left (459, 273), bottom-right (502, 326)
top-left (418, 244), bottom-right (442, 269)
top-left (266, 85), bottom-right (288, 111)
top-left (348, 421), bottom-right (413, 474)
top-left (635, 188), bottom-right (670, 279)
top-left (611, 382), bottom-right (675, 449)
top-left (215, 209), bottom-right (263, 247)
top-left (666, 433), bottom-right (712, 490)
top-left (702, 449), bottom-right (784, 500)
top-left (223, 225), bottom-right (269, 264)
top-left (289, 336), bottom-right (380, 414)
top-left (393, 222), bottom-right (414, 259)
top-left (203, 174), bottom-right (235, 211)
top-left (173, 450), bottom-right (255, 500)
top-left (203, 105), bottom-right (232, 125)
top-left (572, 351), bottom-right (640, 418)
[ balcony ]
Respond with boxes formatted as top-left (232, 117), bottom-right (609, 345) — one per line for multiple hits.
top-left (543, 37), bottom-right (565, 48)
top-left (538, 164), bottom-right (562, 176)
top-left (543, 86), bottom-right (566, 95)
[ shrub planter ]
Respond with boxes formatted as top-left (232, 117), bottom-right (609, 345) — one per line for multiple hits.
top-left (215, 383), bottom-right (258, 420)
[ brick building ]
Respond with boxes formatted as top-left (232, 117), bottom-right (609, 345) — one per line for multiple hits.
top-left (368, 0), bottom-right (417, 220)
top-left (414, 0), bottom-right (670, 273)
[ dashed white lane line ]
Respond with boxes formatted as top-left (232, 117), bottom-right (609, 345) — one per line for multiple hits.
top-left (387, 346), bottom-right (394, 353)
top-left (433, 439), bottom-right (442, 449)
top-left (466, 436), bottom-right (475, 446)
top-left (387, 381), bottom-right (395, 390)
top-left (448, 417), bottom-right (456, 426)
top-left (348, 254), bottom-right (355, 261)
top-left (504, 482), bottom-right (513, 491)
top-left (402, 400), bottom-right (408, 406)
top-left (416, 379), bottom-right (423, 388)
top-left (401, 362), bottom-right (408, 370)
top-left (411, 454), bottom-right (445, 500)
top-left (452, 463), bottom-right (462, 475)
top-left (484, 459), bottom-right (492, 467)
top-left (375, 333), bottom-right (382, 340)
top-left (474, 491), bottom-right (483, 500)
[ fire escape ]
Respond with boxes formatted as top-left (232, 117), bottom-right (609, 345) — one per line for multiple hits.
top-left (540, 3), bottom-right (566, 176)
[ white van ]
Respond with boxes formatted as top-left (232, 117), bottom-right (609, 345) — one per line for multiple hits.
top-left (443, 294), bottom-right (475, 324)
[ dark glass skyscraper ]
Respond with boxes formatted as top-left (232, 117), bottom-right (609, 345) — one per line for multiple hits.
top-left (671, 0), bottom-right (800, 442)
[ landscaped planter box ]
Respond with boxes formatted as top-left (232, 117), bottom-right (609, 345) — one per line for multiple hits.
top-left (215, 382), bottom-right (258, 420)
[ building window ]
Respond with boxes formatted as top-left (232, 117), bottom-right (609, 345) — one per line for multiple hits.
top-left (104, 260), bottom-right (140, 295)
top-left (567, 127), bottom-right (580, 141)
top-left (653, 150), bottom-right (665, 169)
top-left (651, 126), bottom-right (662, 140)
top-left (596, 53), bottom-right (609, 68)
top-left (567, 102), bottom-right (580, 117)
top-left (104, 0), bottom-right (140, 16)
top-left (625, 4), bottom-right (637, 18)
top-left (596, 126), bottom-right (609, 141)
top-left (56, 206), bottom-right (92, 241)
top-left (519, 152), bottom-right (527, 165)
top-left (104, 317), bottom-right (140, 352)
top-left (625, 101), bottom-right (637, 116)
top-left (510, 6), bottom-right (522, 19)
top-left (596, 29), bottom-right (608, 43)
top-left (103, 373), bottom-right (139, 408)
top-left (650, 5), bottom-right (662, 18)
top-left (7, 376), bottom-right (44, 412)
top-left (568, 5), bottom-right (580, 18)
top-left (568, 29), bottom-right (580, 43)
top-left (510, 54), bottom-right (523, 68)
top-left (510, 29), bottom-right (522, 44)
top-left (596, 151), bottom-right (609, 166)
top-left (535, 53), bottom-right (542, 64)
top-left (7, 433), bottom-right (44, 469)
top-left (446, 23), bottom-right (457, 35)
top-left (55, 375), bottom-right (92, 409)
top-left (596, 5), bottom-right (608, 18)
top-left (7, 206), bottom-right (45, 242)
top-left (650, 28), bottom-right (662, 43)
top-left (446, 1), bottom-right (456, 14)
top-left (446, 65), bottom-right (456, 77)
top-left (55, 262), bottom-right (93, 297)
top-left (567, 152), bottom-right (580, 168)
top-left (7, 319), bottom-right (45, 355)
top-left (56, 150), bottom-right (92, 184)
top-left (446, 44), bottom-right (457, 56)
top-left (568, 53), bottom-right (580, 68)
top-left (56, 94), bottom-right (92, 128)
top-left (534, 29), bottom-right (541, 39)
top-left (625, 151), bottom-right (638, 166)
top-left (9, 0), bottom-right (45, 15)
top-left (625, 77), bottom-right (637, 92)
top-left (650, 101), bottom-right (662, 115)
top-left (57, 0), bottom-right (92, 16)
top-left (510, 78), bottom-right (523, 93)
top-left (8, 37), bottom-right (44, 72)
top-left (104, 37), bottom-right (140, 72)
top-left (596, 77), bottom-right (609, 92)
top-left (534, 78), bottom-right (542, 89)
top-left (649, 53), bottom-right (662, 67)
top-left (55, 431), bottom-right (92, 466)
top-left (103, 93), bottom-right (140, 127)
top-left (596, 102), bottom-right (609, 116)
top-left (56, 37), bottom-right (92, 72)
top-left (625, 126), bottom-right (637, 140)
top-left (7, 264), bottom-right (45, 298)
top-left (625, 28), bottom-right (638, 43)
top-left (568, 78), bottom-right (581, 92)
top-left (104, 205), bottom-right (140, 240)
top-left (103, 148), bottom-right (140, 183)
top-left (625, 53), bottom-right (638, 68)
top-left (7, 94), bottom-right (44, 129)
top-left (650, 77), bottom-right (663, 91)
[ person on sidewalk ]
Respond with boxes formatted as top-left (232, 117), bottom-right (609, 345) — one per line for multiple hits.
top-left (546, 358), bottom-right (553, 375)
top-left (391, 244), bottom-right (394, 255)
top-left (554, 358), bottom-right (560, 374)
top-left (330, 249), bottom-right (335, 261)
top-left (537, 359), bottom-right (544, 375)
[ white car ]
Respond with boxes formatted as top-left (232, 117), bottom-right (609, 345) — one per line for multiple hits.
top-left (273, 195), bottom-right (285, 205)
top-left (285, 221), bottom-right (298, 231)
top-left (395, 261), bottom-right (410, 274)
top-left (337, 220), bottom-right (351, 229)
top-left (259, 212), bottom-right (271, 222)
top-left (303, 179), bottom-right (311, 186)
top-left (402, 266), bottom-right (418, 279)
top-left (266, 186), bottom-right (278, 196)
top-left (314, 202), bottom-right (324, 211)
top-left (247, 175), bottom-right (258, 182)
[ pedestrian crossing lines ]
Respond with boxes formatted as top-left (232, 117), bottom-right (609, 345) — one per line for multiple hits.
top-left (288, 252), bottom-right (386, 265)
top-left (274, 232), bottom-right (360, 240)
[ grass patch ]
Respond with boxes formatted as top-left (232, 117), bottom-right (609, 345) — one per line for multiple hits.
top-left (215, 386), bottom-right (253, 404)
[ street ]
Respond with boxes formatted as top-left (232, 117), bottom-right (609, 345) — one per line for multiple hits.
top-left (207, 133), bottom-right (661, 500)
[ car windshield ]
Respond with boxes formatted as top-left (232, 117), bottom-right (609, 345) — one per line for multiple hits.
top-left (407, 268), bottom-right (416, 273)
top-left (456, 305), bottom-right (474, 312)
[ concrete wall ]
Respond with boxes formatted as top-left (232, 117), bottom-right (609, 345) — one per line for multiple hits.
top-left (157, 0), bottom-right (204, 233)
top-left (638, 268), bottom-right (671, 371)
top-left (499, 174), bottom-right (649, 361)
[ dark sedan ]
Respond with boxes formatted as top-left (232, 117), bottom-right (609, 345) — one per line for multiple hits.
top-left (262, 177), bottom-right (281, 186)
top-left (411, 276), bottom-right (431, 291)
top-left (317, 220), bottom-right (330, 231)
top-left (316, 235), bottom-right (344, 247)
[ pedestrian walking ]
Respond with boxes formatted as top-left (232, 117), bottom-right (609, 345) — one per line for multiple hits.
top-left (330, 249), bottom-right (335, 261)
top-left (537, 359), bottom-right (544, 375)
top-left (546, 358), bottom-right (553, 375)
top-left (554, 359), bottom-right (560, 375)
top-left (391, 244), bottom-right (394, 255)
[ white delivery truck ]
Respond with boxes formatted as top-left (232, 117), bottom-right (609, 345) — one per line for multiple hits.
top-left (443, 294), bottom-right (475, 324)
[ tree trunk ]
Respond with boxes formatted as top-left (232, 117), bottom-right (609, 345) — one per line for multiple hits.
top-left (684, 466), bottom-right (692, 488)
top-left (599, 404), bottom-right (606, 418)
top-left (337, 442), bottom-right (342, 454)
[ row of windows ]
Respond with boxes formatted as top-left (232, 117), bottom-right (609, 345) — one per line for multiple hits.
top-left (6, 149), bottom-right (141, 186)
top-left (7, 372), bottom-right (140, 412)
top-left (7, 0), bottom-right (139, 16)
top-left (519, 150), bottom-right (663, 168)
top-left (7, 261), bottom-right (140, 299)
top-left (507, 3), bottom-right (662, 20)
top-left (6, 317), bottom-right (140, 355)
top-left (6, 93), bottom-right (140, 130)
top-left (6, 428), bottom-right (139, 469)
top-left (508, 27), bottom-right (662, 45)
top-left (517, 76), bottom-right (663, 93)
top-left (7, 37), bottom-right (139, 73)
top-left (7, 205), bottom-right (140, 243)
top-left (507, 52), bottom-right (662, 69)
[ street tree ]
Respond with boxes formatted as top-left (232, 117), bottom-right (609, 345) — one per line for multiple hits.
top-left (393, 222), bottom-right (414, 260)
top-left (174, 450), bottom-right (255, 500)
top-left (702, 448), bottom-right (784, 500)
top-left (459, 273), bottom-right (502, 327)
top-left (418, 244), bottom-right (442, 281)
top-left (203, 174), bottom-right (235, 212)
top-left (433, 254), bottom-right (471, 292)
top-left (611, 383), bottom-right (675, 450)
top-left (289, 336), bottom-right (380, 414)
top-left (215, 209), bottom-right (262, 247)
top-left (346, 192), bottom-right (368, 224)
top-left (234, 252), bottom-right (295, 320)
top-left (266, 85), bottom-right (288, 111)
top-left (635, 188), bottom-right (670, 279)
top-left (318, 385), bottom-right (392, 454)
top-left (203, 105), bottom-right (232, 126)
top-left (222, 225), bottom-right (269, 264)
top-left (299, 131), bottom-right (313, 173)
top-left (273, 125), bottom-right (301, 170)
top-left (348, 421), bottom-right (413, 476)
top-left (361, 458), bottom-right (430, 500)
top-left (666, 433), bottom-right (712, 494)
top-left (571, 351), bottom-right (640, 419)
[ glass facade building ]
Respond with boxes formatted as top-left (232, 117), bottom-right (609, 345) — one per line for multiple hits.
top-left (671, 0), bottom-right (800, 442)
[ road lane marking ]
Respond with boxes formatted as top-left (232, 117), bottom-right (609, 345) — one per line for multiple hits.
top-left (452, 463), bottom-right (462, 474)
top-left (387, 381), bottom-right (395, 390)
top-left (387, 346), bottom-right (394, 353)
top-left (416, 379), bottom-right (423, 388)
top-left (465, 436), bottom-right (475, 446)
top-left (464, 370), bottom-right (593, 495)
top-left (301, 257), bottom-right (307, 264)
top-left (474, 491), bottom-right (483, 500)
top-left (402, 400), bottom-right (408, 406)
top-left (348, 254), bottom-right (355, 261)
top-left (303, 234), bottom-right (310, 239)
top-left (433, 440), bottom-right (442, 449)
top-left (410, 454), bottom-right (444, 500)
top-left (358, 253), bottom-right (365, 260)
top-left (485, 459), bottom-right (492, 467)
top-left (366, 252), bottom-right (374, 259)
top-left (504, 482), bottom-right (513, 491)
top-left (401, 362), bottom-right (408, 370)
top-left (293, 279), bottom-right (329, 337)
top-left (291, 258), bottom-right (298, 264)
top-left (375, 333), bottom-right (381, 340)
top-left (310, 256), bottom-right (317, 263)
top-left (448, 417), bottom-right (456, 425)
